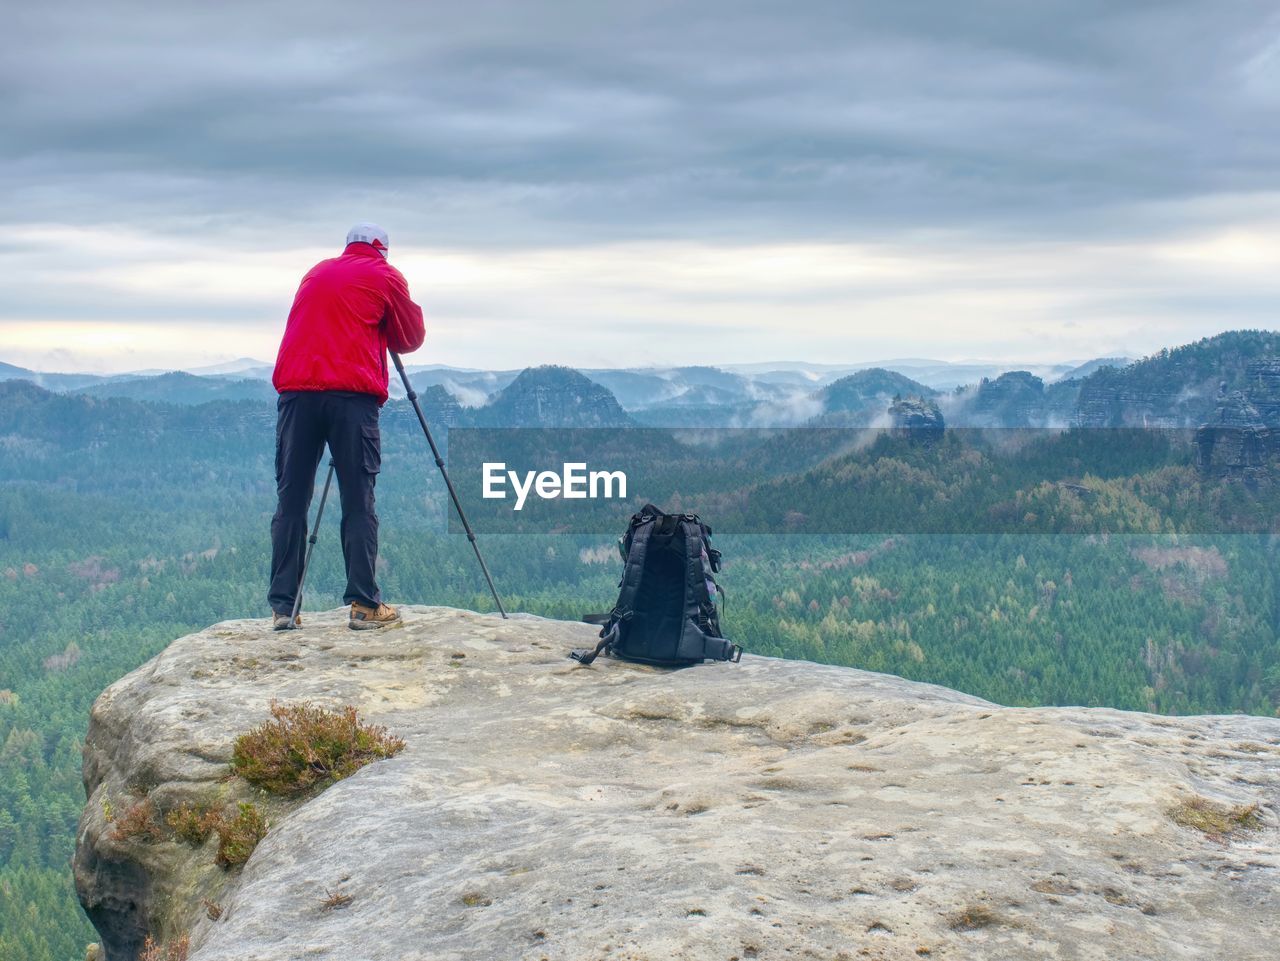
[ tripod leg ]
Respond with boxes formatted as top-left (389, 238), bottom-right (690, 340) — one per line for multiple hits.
top-left (391, 352), bottom-right (508, 618)
top-left (289, 459), bottom-right (336, 628)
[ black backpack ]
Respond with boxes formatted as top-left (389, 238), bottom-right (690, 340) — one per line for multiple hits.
top-left (571, 504), bottom-right (741, 666)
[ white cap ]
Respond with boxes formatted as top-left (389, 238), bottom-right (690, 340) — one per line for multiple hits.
top-left (346, 222), bottom-right (389, 258)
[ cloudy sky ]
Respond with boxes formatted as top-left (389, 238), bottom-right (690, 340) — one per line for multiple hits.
top-left (3, 0), bottom-right (1279, 372)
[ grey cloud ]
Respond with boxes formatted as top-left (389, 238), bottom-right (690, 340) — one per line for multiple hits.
top-left (3, 0), bottom-right (1278, 249)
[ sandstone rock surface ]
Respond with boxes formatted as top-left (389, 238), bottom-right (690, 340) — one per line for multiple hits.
top-left (75, 607), bottom-right (1280, 961)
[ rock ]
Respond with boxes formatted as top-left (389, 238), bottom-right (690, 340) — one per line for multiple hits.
top-left (75, 607), bottom-right (1280, 961)
top-left (1072, 333), bottom-right (1280, 428)
top-left (1073, 369), bottom-right (1186, 428)
top-left (971, 371), bottom-right (1045, 427)
top-left (1195, 392), bottom-right (1275, 481)
top-left (888, 396), bottom-right (944, 439)
top-left (1194, 361), bottom-right (1280, 480)
top-left (1244, 359), bottom-right (1280, 427)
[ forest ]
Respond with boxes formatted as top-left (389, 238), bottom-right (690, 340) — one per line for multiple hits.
top-left (1, 369), bottom-right (1279, 959)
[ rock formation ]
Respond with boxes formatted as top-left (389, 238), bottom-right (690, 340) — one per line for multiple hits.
top-left (1073, 332), bottom-right (1280, 429)
top-left (1072, 369), bottom-right (1137, 429)
top-left (1244, 359), bottom-right (1280, 426)
top-left (887, 396), bottom-right (944, 440)
top-left (76, 608), bottom-right (1280, 961)
top-left (970, 371), bottom-right (1045, 427)
top-left (1195, 393), bottom-right (1272, 481)
top-left (1195, 361), bottom-right (1280, 480)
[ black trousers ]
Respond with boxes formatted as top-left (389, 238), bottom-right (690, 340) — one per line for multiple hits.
top-left (268, 390), bottom-right (382, 614)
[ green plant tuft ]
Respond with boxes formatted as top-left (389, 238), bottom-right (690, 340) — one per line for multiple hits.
top-left (212, 802), bottom-right (268, 868)
top-left (1167, 796), bottom-right (1262, 838)
top-left (164, 803), bottom-right (220, 846)
top-left (110, 799), bottom-right (163, 843)
top-left (231, 701), bottom-right (405, 796)
top-left (948, 905), bottom-right (999, 932)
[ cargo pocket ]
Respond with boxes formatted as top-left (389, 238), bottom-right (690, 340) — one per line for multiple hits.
top-left (361, 424), bottom-right (381, 475)
top-left (274, 421), bottom-right (284, 483)
top-left (274, 394), bottom-right (293, 484)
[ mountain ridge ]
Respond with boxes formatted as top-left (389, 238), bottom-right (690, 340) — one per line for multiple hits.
top-left (4, 331), bottom-right (1274, 427)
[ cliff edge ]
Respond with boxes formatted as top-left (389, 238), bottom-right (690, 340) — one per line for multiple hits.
top-left (74, 607), bottom-right (1280, 960)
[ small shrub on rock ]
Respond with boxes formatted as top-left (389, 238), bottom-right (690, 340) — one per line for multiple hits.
top-left (231, 701), bottom-right (405, 796)
top-left (110, 799), bottom-right (164, 843)
top-left (319, 889), bottom-right (354, 911)
top-left (165, 803), bottom-right (219, 847)
top-left (1168, 796), bottom-right (1262, 838)
top-left (139, 934), bottom-right (189, 961)
top-left (948, 905), bottom-right (999, 931)
top-left (212, 802), bottom-right (268, 868)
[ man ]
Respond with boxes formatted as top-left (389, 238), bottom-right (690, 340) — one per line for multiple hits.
top-left (268, 223), bottom-right (425, 630)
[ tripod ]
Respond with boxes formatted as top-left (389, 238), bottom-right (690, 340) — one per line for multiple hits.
top-left (392, 352), bottom-right (507, 618)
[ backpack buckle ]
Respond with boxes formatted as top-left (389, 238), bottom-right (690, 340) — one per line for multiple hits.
top-left (729, 645), bottom-right (743, 663)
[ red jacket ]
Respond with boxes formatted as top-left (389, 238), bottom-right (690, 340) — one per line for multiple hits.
top-left (273, 243), bottom-right (426, 404)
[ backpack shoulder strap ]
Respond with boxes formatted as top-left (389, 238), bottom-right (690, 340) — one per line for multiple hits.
top-left (613, 514), bottom-right (656, 622)
top-left (571, 515), bottom-right (657, 665)
top-left (677, 517), bottom-right (741, 663)
top-left (569, 620), bottom-right (619, 665)
top-left (680, 517), bottom-right (713, 607)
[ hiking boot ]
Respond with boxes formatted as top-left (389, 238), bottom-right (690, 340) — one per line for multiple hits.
top-left (272, 612), bottom-right (301, 631)
top-left (350, 601), bottom-right (400, 630)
